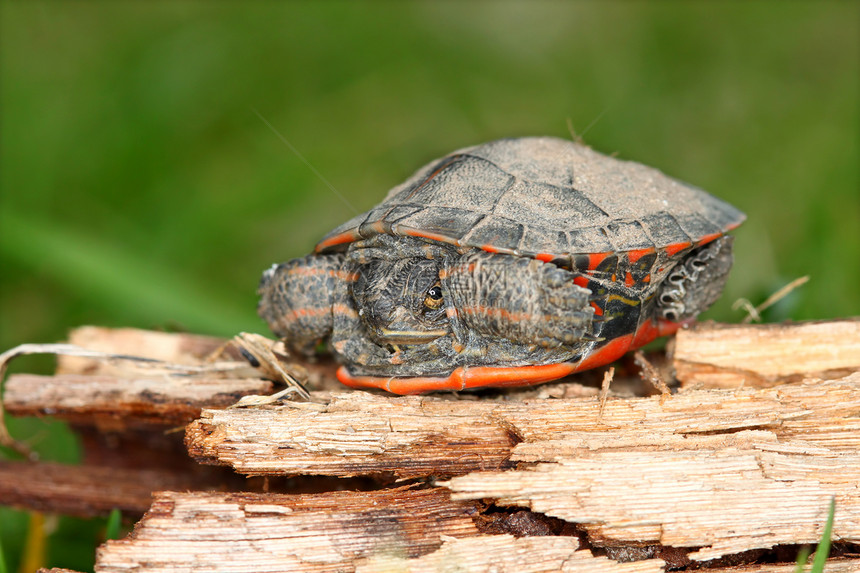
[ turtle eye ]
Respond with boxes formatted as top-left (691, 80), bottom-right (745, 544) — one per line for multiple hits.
top-left (424, 281), bottom-right (444, 310)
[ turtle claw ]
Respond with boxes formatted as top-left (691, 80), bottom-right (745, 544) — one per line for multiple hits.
top-left (581, 333), bottom-right (605, 343)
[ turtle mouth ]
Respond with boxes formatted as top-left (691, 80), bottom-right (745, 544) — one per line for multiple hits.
top-left (373, 328), bottom-right (449, 345)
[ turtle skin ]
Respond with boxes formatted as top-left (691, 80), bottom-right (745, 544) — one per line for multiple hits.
top-left (259, 137), bottom-right (744, 394)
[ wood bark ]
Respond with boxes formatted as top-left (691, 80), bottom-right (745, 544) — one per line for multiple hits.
top-left (0, 460), bottom-right (197, 517)
top-left (4, 373), bottom-right (274, 429)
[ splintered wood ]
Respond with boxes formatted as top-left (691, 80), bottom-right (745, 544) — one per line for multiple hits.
top-left (358, 535), bottom-right (665, 573)
top-left (672, 319), bottom-right (860, 388)
top-left (0, 461), bottom-right (200, 517)
top-left (187, 375), bottom-right (860, 561)
top-left (3, 327), bottom-right (273, 429)
top-left (187, 376), bottom-right (860, 476)
top-left (3, 321), bottom-right (860, 572)
top-left (96, 488), bottom-right (481, 573)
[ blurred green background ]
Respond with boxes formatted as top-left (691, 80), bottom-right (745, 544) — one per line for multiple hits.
top-left (1, 1), bottom-right (857, 570)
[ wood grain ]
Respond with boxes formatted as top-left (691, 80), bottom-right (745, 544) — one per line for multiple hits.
top-left (0, 460), bottom-right (195, 517)
top-left (358, 535), bottom-right (665, 572)
top-left (95, 488), bottom-right (480, 573)
top-left (4, 373), bottom-right (274, 428)
top-left (186, 374), bottom-right (860, 477)
top-left (672, 319), bottom-right (860, 388)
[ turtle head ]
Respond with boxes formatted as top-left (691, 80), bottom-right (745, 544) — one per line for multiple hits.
top-left (349, 256), bottom-right (450, 347)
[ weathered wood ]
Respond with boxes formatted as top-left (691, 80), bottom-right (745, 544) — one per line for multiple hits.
top-left (4, 373), bottom-right (275, 429)
top-left (359, 536), bottom-right (860, 572)
top-left (443, 446), bottom-right (859, 562)
top-left (441, 381), bottom-right (860, 561)
top-left (1, 327), bottom-right (346, 432)
top-left (358, 534), bottom-right (665, 572)
top-left (371, 549), bottom-right (860, 573)
top-left (58, 325), bottom-right (340, 389)
top-left (6, 324), bottom-right (860, 571)
top-left (672, 319), bottom-right (860, 388)
top-left (701, 563), bottom-right (860, 573)
top-left (186, 374), bottom-right (860, 478)
top-left (0, 460), bottom-right (198, 517)
top-left (186, 393), bottom-right (516, 478)
top-left (95, 489), bottom-right (481, 572)
top-left (185, 374), bottom-right (860, 561)
top-left (56, 326), bottom-right (231, 375)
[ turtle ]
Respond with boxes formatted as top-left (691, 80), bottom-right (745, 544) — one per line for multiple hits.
top-left (258, 137), bottom-right (744, 394)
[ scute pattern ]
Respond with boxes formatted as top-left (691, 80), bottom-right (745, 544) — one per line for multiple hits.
top-left (317, 136), bottom-right (744, 263)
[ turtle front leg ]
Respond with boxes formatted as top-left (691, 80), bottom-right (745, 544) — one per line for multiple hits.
top-left (441, 251), bottom-right (595, 349)
top-left (257, 254), bottom-right (351, 354)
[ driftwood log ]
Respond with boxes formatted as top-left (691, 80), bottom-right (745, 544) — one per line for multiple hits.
top-left (2, 321), bottom-right (858, 572)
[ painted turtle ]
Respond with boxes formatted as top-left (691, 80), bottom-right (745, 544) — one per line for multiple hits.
top-left (259, 137), bottom-right (744, 394)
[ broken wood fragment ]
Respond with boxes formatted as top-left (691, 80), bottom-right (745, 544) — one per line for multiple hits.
top-left (357, 534), bottom-right (665, 572)
top-left (5, 324), bottom-right (860, 570)
top-left (186, 374), bottom-right (860, 478)
top-left (439, 373), bottom-right (860, 562)
top-left (672, 319), bottom-right (860, 388)
top-left (94, 488), bottom-right (480, 573)
top-left (0, 460), bottom-right (202, 517)
top-left (4, 373), bottom-right (274, 429)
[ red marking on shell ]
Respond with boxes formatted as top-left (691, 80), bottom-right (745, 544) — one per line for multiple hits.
top-left (481, 244), bottom-right (500, 254)
top-left (573, 276), bottom-right (590, 289)
top-left (624, 271), bottom-right (635, 288)
top-left (336, 362), bottom-right (580, 394)
top-left (315, 230), bottom-right (361, 252)
top-left (590, 301), bottom-right (604, 316)
top-left (535, 253), bottom-right (555, 263)
top-left (631, 318), bottom-right (659, 348)
top-left (663, 241), bottom-right (692, 257)
top-left (627, 247), bottom-right (655, 263)
top-left (575, 333), bottom-right (634, 372)
top-left (400, 228), bottom-right (456, 245)
top-left (643, 273), bottom-right (651, 283)
top-left (336, 316), bottom-right (685, 394)
top-left (696, 232), bottom-right (722, 247)
top-left (587, 252), bottom-right (610, 271)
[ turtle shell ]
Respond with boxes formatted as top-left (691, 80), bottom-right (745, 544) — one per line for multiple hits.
top-left (316, 137), bottom-right (744, 266)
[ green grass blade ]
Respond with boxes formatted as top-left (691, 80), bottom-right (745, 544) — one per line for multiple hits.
top-left (0, 532), bottom-right (7, 573)
top-left (105, 508), bottom-right (122, 541)
top-left (810, 497), bottom-right (836, 573)
top-left (794, 545), bottom-right (812, 573)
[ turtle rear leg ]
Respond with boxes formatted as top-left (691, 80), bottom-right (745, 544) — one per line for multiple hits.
top-left (258, 254), bottom-right (350, 354)
top-left (442, 251), bottom-right (596, 349)
top-left (657, 236), bottom-right (734, 322)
